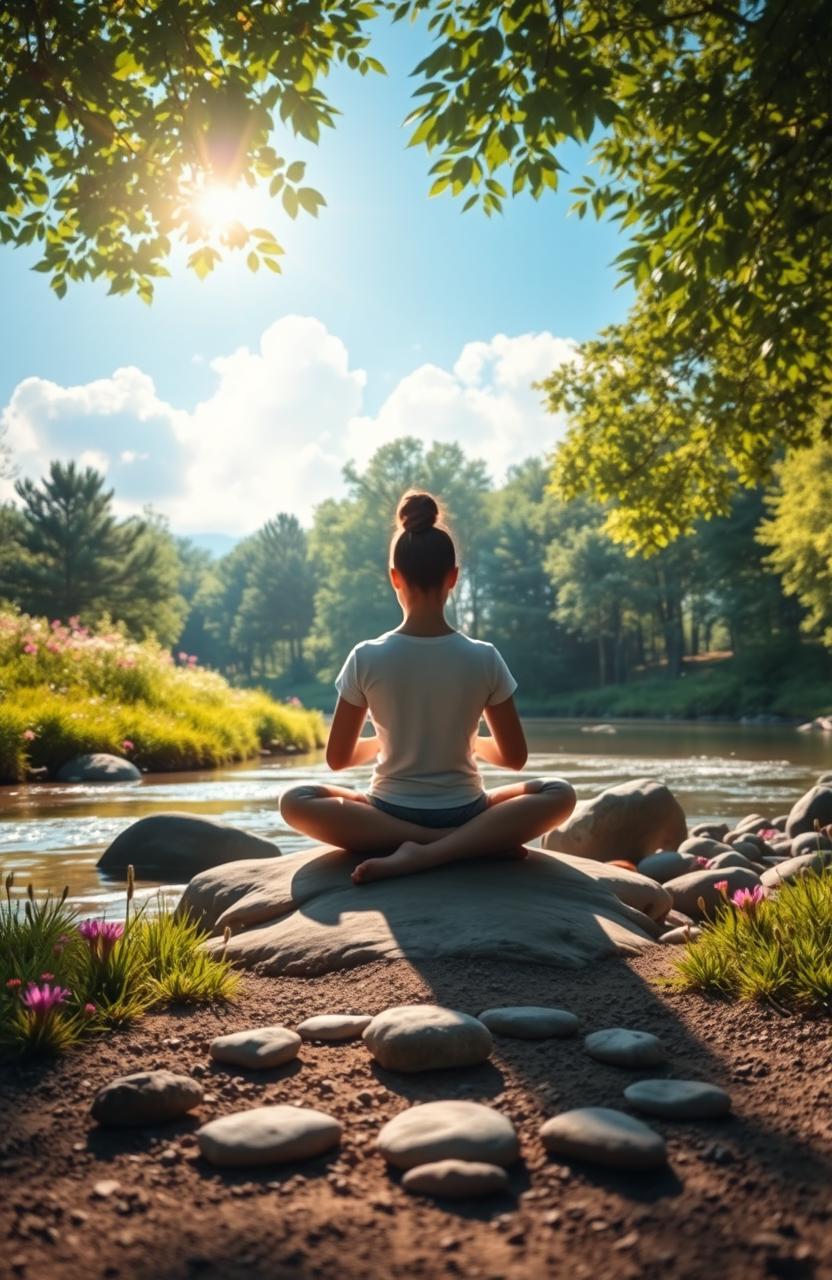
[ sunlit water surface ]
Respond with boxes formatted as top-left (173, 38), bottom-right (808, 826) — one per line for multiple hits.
top-left (0, 719), bottom-right (829, 915)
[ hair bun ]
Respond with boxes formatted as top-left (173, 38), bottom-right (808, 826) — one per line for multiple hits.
top-left (398, 491), bottom-right (439, 534)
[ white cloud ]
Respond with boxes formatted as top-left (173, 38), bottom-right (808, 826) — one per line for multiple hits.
top-left (0, 318), bottom-right (575, 534)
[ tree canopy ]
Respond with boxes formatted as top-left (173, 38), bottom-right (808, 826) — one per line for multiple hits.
top-left (3, 2), bottom-right (830, 540)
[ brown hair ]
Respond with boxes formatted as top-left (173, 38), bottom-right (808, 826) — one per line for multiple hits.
top-left (391, 491), bottom-right (456, 592)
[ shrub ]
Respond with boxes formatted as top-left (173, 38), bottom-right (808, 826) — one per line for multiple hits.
top-left (674, 869), bottom-right (832, 1014)
top-left (0, 610), bottom-right (324, 781)
top-left (0, 872), bottom-right (238, 1058)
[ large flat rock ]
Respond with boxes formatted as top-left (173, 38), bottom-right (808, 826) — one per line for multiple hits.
top-left (178, 845), bottom-right (662, 976)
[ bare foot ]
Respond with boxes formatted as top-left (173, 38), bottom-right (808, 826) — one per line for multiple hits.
top-left (352, 841), bottom-right (429, 885)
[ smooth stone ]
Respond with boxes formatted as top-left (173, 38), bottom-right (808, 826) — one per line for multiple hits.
top-left (402, 1159), bottom-right (509, 1199)
top-left (664, 908), bottom-right (695, 927)
top-left (543, 777), bottom-right (687, 864)
top-left (772, 815), bottom-right (789, 831)
top-left (727, 833), bottom-right (773, 858)
top-left (297, 1014), bottom-right (372, 1042)
top-left (690, 822), bottom-right (730, 842)
top-left (636, 850), bottom-right (699, 884)
top-left (57, 753), bottom-right (141, 784)
top-left (708, 850), bottom-right (755, 871)
top-left (477, 1006), bottom-right (579, 1039)
top-left (196, 1105), bottom-right (341, 1167)
top-left (678, 837), bottom-right (733, 861)
top-left (377, 1101), bottom-right (519, 1170)
top-left (760, 850), bottom-right (832, 888)
top-left (182, 844), bottom-right (662, 977)
top-left (659, 925), bottom-right (703, 945)
top-left (624, 1079), bottom-right (731, 1119)
top-left (99, 812), bottom-right (280, 879)
top-left (584, 1028), bottom-right (668, 1068)
top-left (791, 831), bottom-right (832, 857)
top-left (363, 1005), bottom-right (492, 1072)
top-left (786, 786), bottom-right (832, 838)
top-left (209, 1026), bottom-right (301, 1069)
top-left (91, 1070), bottom-right (203, 1126)
top-left (663, 866), bottom-right (761, 919)
top-left (540, 1107), bottom-right (666, 1169)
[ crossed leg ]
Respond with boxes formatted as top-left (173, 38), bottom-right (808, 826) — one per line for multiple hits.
top-left (351, 777), bottom-right (576, 884)
top-left (280, 778), bottom-right (576, 885)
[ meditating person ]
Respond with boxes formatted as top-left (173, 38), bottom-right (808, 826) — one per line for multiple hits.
top-left (280, 491), bottom-right (576, 884)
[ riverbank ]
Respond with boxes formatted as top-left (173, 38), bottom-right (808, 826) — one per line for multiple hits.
top-left (0, 613), bottom-right (325, 784)
top-left (2, 949), bottom-right (829, 1280)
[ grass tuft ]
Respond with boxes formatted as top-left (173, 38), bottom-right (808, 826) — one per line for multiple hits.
top-left (674, 868), bottom-right (832, 1014)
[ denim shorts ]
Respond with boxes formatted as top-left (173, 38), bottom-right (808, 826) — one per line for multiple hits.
top-left (369, 793), bottom-right (489, 829)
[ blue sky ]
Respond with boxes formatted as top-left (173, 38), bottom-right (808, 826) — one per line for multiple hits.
top-left (0, 16), bottom-right (633, 534)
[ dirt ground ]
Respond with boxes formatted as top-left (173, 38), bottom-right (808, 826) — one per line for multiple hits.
top-left (1, 948), bottom-right (830, 1280)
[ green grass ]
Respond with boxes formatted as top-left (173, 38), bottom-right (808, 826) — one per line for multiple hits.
top-left (0, 873), bottom-right (238, 1058)
top-left (674, 869), bottom-right (832, 1014)
top-left (0, 610), bottom-right (324, 781)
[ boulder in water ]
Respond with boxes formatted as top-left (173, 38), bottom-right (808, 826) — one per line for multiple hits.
top-left (178, 845), bottom-right (662, 977)
top-left (57, 753), bottom-right (141, 784)
top-left (543, 778), bottom-right (687, 864)
top-left (98, 812), bottom-right (280, 880)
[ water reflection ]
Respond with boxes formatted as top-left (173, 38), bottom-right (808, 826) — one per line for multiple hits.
top-left (0, 720), bottom-right (828, 913)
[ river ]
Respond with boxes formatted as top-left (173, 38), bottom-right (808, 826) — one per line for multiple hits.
top-left (0, 719), bottom-right (828, 916)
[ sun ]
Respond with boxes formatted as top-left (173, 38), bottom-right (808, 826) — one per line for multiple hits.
top-left (192, 180), bottom-right (269, 233)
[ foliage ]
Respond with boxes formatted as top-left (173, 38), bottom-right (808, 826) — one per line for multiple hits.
top-left (0, 0), bottom-right (382, 298)
top-left (0, 875), bottom-right (237, 1057)
top-left (674, 869), bottom-right (832, 1014)
top-left (758, 441), bottom-right (832, 648)
top-left (233, 514), bottom-right (317, 674)
top-left (0, 609), bottom-right (324, 782)
top-left (5, 462), bottom-right (188, 644)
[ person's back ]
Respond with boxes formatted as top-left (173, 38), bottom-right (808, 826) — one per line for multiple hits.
top-left (337, 630), bottom-right (517, 808)
top-left (280, 489), bottom-right (575, 883)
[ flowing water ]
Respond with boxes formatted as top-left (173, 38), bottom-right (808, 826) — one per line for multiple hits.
top-left (0, 719), bottom-right (829, 916)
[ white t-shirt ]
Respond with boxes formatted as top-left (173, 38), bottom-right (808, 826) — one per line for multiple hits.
top-left (335, 630), bottom-right (517, 808)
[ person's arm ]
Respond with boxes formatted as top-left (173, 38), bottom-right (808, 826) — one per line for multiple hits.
top-left (326, 697), bottom-right (380, 770)
top-left (475, 696), bottom-right (528, 770)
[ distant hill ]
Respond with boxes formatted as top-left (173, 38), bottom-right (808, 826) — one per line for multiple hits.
top-left (182, 532), bottom-right (241, 559)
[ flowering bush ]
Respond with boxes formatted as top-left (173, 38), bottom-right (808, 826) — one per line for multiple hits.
top-left (0, 608), bottom-right (324, 781)
top-left (0, 870), bottom-right (238, 1057)
top-left (675, 868), bottom-right (832, 1013)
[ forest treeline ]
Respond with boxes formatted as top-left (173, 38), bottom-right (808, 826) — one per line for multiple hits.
top-left (1, 439), bottom-right (830, 717)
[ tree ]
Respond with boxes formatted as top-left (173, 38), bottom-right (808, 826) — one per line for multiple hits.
top-left (1, 0), bottom-right (379, 299)
top-left (9, 461), bottom-right (182, 635)
top-left (233, 514), bottom-right (316, 674)
top-left (758, 442), bottom-right (832, 647)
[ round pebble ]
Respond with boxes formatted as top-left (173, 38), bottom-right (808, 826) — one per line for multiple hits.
top-left (402, 1159), bottom-right (509, 1199)
top-left (624, 1079), bottom-right (731, 1119)
top-left (377, 1101), bottom-right (519, 1170)
top-left (659, 925), bottom-right (703, 945)
top-left (196, 1105), bottom-right (341, 1167)
top-left (540, 1107), bottom-right (666, 1169)
top-left (297, 1014), bottom-right (372, 1042)
top-left (91, 1070), bottom-right (203, 1126)
top-left (477, 1006), bottom-right (578, 1039)
top-left (209, 1026), bottom-right (301, 1069)
top-left (363, 1004), bottom-right (492, 1072)
top-left (584, 1028), bottom-right (668, 1068)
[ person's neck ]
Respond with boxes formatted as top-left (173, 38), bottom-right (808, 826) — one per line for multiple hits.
top-left (396, 602), bottom-right (455, 637)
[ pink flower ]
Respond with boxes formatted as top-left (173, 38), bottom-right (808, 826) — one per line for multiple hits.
top-left (21, 982), bottom-right (70, 1015)
top-left (82, 1002), bottom-right (97, 1018)
top-left (178, 651), bottom-right (188, 663)
top-left (122, 739), bottom-right (134, 752)
top-left (21, 729), bottom-right (36, 742)
top-left (713, 880), bottom-right (729, 893)
top-left (694, 856), bottom-right (710, 868)
top-left (288, 696), bottom-right (302, 707)
top-left (758, 827), bottom-right (780, 841)
top-left (68, 616), bottom-right (81, 630)
top-left (51, 619), bottom-right (62, 630)
top-left (731, 886), bottom-right (766, 913)
top-left (78, 919), bottom-right (124, 960)
top-left (187, 655), bottom-right (197, 666)
top-left (5, 978), bottom-right (21, 990)
top-left (22, 642), bottom-right (38, 655)
top-left (39, 972), bottom-right (55, 982)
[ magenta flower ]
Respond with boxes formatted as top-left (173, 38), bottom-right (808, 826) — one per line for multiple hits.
top-left (731, 886), bottom-right (766, 913)
top-left (5, 977), bottom-right (21, 990)
top-left (78, 919), bottom-right (124, 959)
top-left (21, 982), bottom-right (70, 1014)
top-left (82, 1002), bottom-right (97, 1018)
top-left (121, 739), bottom-right (134, 752)
top-left (713, 880), bottom-right (729, 895)
top-left (21, 728), bottom-right (36, 742)
top-left (694, 856), bottom-right (711, 868)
